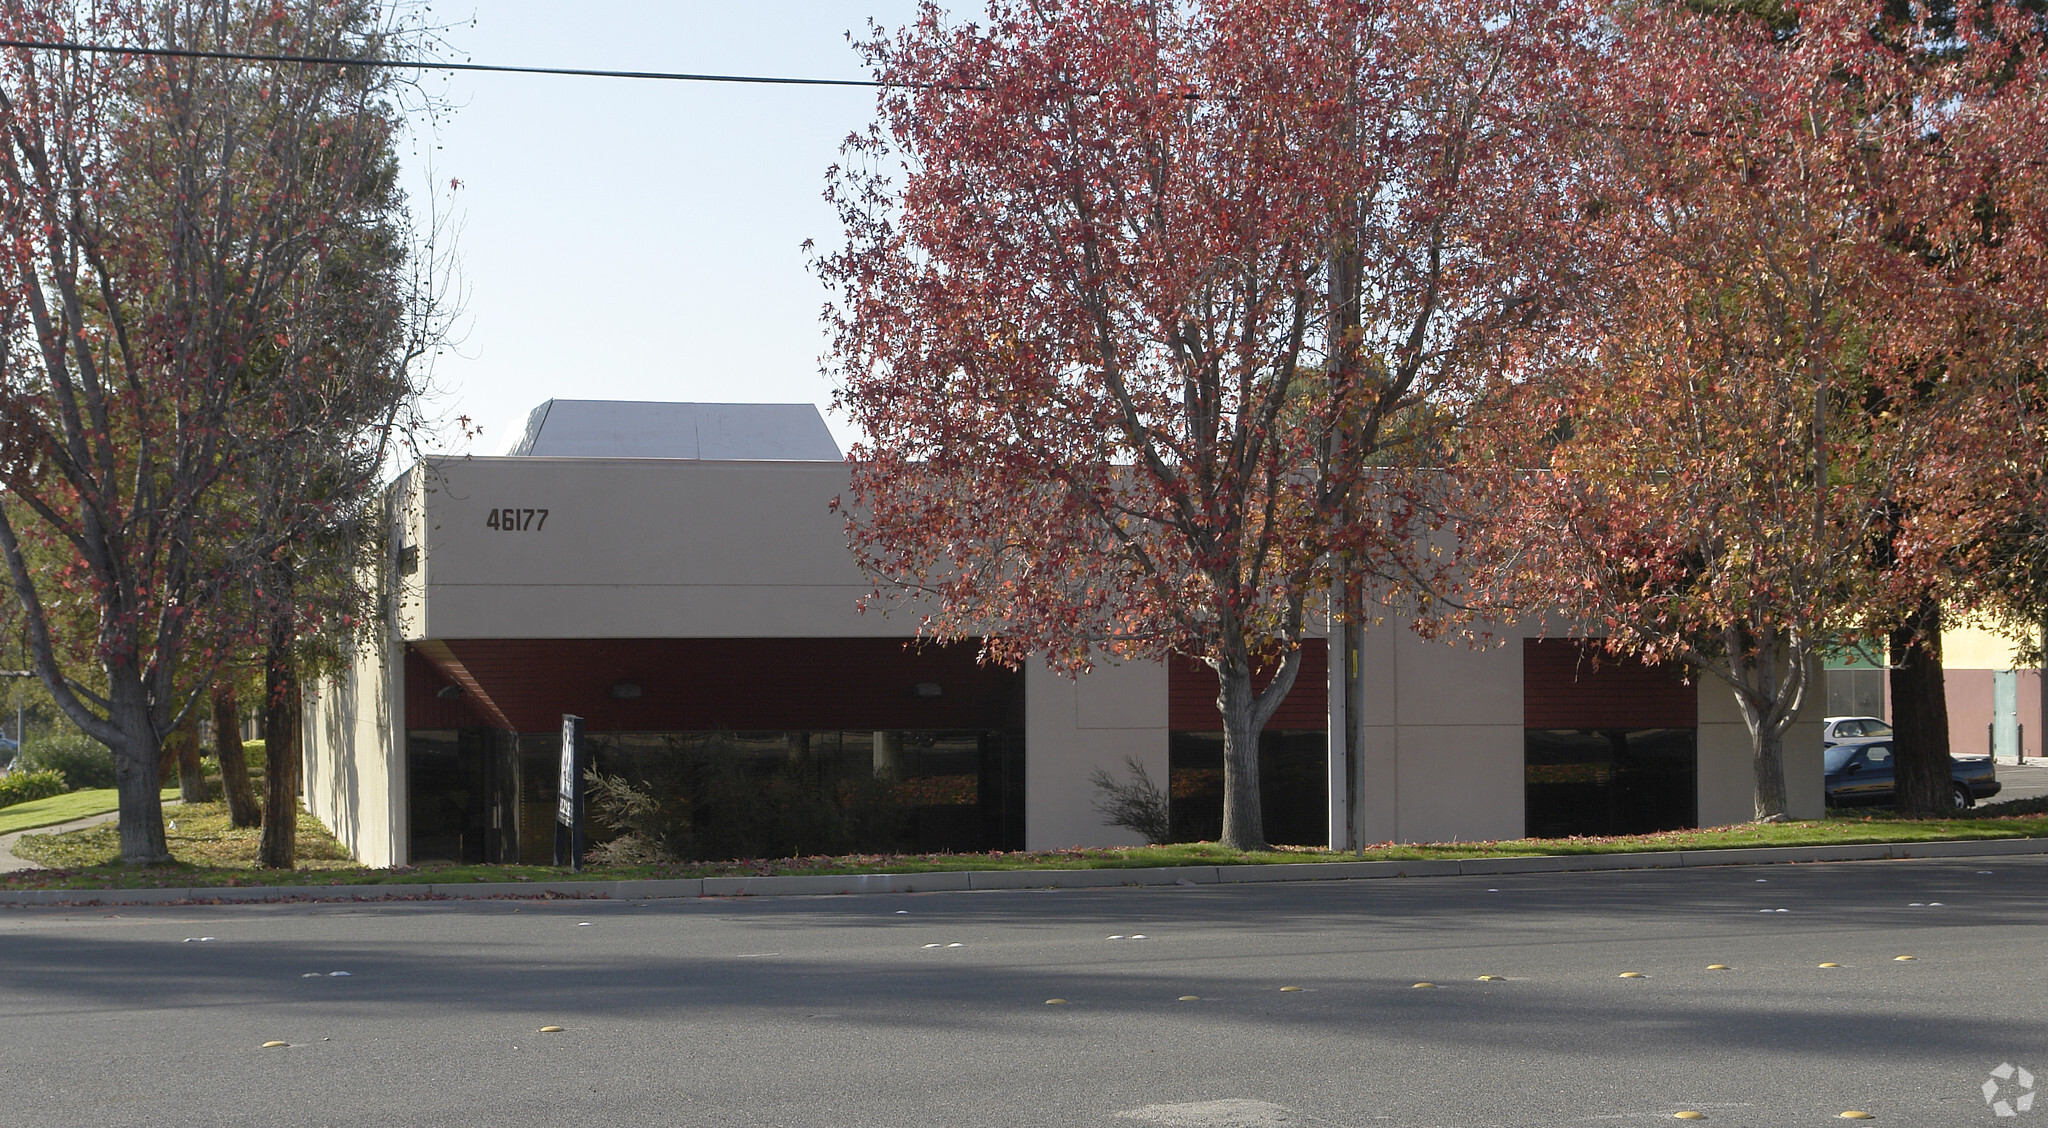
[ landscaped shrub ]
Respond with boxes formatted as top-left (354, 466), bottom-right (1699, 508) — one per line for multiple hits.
top-left (16, 734), bottom-right (116, 791)
top-left (0, 768), bottom-right (68, 809)
top-left (1090, 755), bottom-right (1170, 845)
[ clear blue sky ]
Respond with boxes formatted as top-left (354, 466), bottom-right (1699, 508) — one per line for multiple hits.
top-left (413, 2), bottom-right (929, 455)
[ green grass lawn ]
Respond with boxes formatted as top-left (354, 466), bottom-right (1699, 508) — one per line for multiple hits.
top-left (0, 787), bottom-right (181, 837)
top-left (6, 794), bottom-right (2048, 892)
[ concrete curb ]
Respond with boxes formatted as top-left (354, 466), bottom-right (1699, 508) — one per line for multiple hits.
top-left (6, 835), bottom-right (2048, 908)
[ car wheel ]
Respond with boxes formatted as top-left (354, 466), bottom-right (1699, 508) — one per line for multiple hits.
top-left (1952, 783), bottom-right (1973, 811)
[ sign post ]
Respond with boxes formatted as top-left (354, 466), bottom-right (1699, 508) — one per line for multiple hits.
top-left (554, 714), bottom-right (586, 871)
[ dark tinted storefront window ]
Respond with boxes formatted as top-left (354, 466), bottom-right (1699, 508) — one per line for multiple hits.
top-left (504, 728), bottom-right (1025, 864)
top-left (1525, 728), bottom-right (1696, 838)
top-left (1168, 730), bottom-right (1326, 846)
top-left (406, 729), bottom-right (519, 863)
top-left (406, 731), bottom-right (466, 862)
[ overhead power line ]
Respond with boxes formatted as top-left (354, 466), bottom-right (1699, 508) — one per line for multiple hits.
top-left (0, 38), bottom-right (892, 88)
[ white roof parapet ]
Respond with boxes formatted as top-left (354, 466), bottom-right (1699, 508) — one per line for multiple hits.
top-left (504, 400), bottom-right (842, 461)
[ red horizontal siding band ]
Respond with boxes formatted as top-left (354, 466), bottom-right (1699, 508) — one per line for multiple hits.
top-left (1168, 641), bottom-right (1328, 731)
top-left (412, 637), bottom-right (1024, 735)
top-left (1522, 638), bottom-right (1697, 729)
top-left (404, 646), bottom-right (497, 730)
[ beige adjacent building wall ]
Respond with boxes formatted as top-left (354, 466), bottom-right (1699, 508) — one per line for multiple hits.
top-left (303, 624), bottom-right (407, 868)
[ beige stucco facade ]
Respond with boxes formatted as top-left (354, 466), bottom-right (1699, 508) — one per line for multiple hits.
top-left (1327, 612), bottom-right (1825, 846)
top-left (302, 473), bottom-right (417, 868)
top-left (402, 457), bottom-right (900, 642)
top-left (1696, 668), bottom-right (1826, 825)
top-left (303, 620), bottom-right (407, 867)
top-left (1331, 620), bottom-right (1529, 846)
top-left (1025, 660), bottom-right (1169, 849)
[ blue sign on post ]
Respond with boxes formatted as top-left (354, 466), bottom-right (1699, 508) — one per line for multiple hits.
top-left (555, 714), bottom-right (585, 871)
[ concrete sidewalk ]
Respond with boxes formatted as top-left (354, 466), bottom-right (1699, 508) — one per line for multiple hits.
top-left (0, 811), bottom-right (119, 873)
top-left (5, 833), bottom-right (2047, 907)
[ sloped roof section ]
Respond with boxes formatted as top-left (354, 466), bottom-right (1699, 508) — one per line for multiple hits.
top-left (504, 400), bottom-right (842, 460)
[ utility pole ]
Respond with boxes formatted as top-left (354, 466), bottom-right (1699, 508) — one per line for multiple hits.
top-left (1328, 26), bottom-right (1367, 857)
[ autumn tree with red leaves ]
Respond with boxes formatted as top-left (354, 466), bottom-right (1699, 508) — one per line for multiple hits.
top-left (824, 0), bottom-right (1583, 849)
top-left (0, 0), bottom-right (445, 865)
top-left (1868, 1), bottom-right (2048, 810)
top-left (1960, 8), bottom-right (2048, 638)
top-left (1465, 0), bottom-right (2038, 819)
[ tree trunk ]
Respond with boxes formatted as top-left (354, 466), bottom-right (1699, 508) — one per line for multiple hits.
top-left (1746, 706), bottom-right (1789, 820)
top-left (258, 604), bottom-right (302, 870)
top-left (1725, 625), bottom-right (1804, 821)
top-left (1890, 596), bottom-right (1953, 815)
top-left (1214, 635), bottom-right (1305, 853)
top-left (175, 706), bottom-right (206, 803)
top-left (109, 682), bottom-right (173, 865)
top-left (1216, 657), bottom-right (1267, 852)
top-left (213, 684), bottom-right (261, 828)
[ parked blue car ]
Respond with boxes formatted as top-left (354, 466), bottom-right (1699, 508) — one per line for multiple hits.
top-left (1823, 740), bottom-right (2000, 810)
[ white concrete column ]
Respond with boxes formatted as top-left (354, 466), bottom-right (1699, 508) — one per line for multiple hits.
top-left (1326, 594), bottom-right (1349, 851)
top-left (872, 731), bottom-right (901, 779)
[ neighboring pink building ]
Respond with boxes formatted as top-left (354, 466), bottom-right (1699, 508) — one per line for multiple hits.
top-left (1826, 625), bottom-right (2042, 762)
top-left (1939, 626), bottom-right (2041, 762)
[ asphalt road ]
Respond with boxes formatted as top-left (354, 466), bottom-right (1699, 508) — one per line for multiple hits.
top-left (2, 858), bottom-right (2044, 1128)
top-left (1990, 761), bottom-right (2048, 804)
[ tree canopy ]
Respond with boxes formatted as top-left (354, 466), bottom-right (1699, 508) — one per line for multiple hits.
top-left (1462, 0), bottom-right (2047, 817)
top-left (823, 0), bottom-right (1584, 848)
top-left (0, 0), bottom-right (446, 864)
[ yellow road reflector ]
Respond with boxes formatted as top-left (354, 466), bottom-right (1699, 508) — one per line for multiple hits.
top-left (1818, 962), bottom-right (1842, 968)
top-left (1894, 955), bottom-right (1917, 961)
top-left (538, 1026), bottom-right (565, 1033)
top-left (1279, 986), bottom-right (1303, 992)
top-left (1411, 982), bottom-right (1436, 989)
top-left (1706, 964), bottom-right (1730, 970)
top-left (1618, 972), bottom-right (1645, 978)
top-left (1838, 1112), bottom-right (1874, 1119)
top-left (261, 1041), bottom-right (288, 1048)
top-left (1177, 995), bottom-right (1201, 1001)
top-left (1476, 975), bottom-right (1505, 981)
top-left (1674, 1112), bottom-right (1706, 1120)
top-left (1044, 998), bottom-right (1067, 1005)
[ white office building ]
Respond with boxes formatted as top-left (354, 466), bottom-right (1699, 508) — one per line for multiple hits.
top-left (302, 401), bottom-right (1821, 867)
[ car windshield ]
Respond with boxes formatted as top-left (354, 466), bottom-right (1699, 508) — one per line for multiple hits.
top-left (1863, 720), bottom-right (1894, 738)
top-left (1824, 744), bottom-right (1862, 772)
